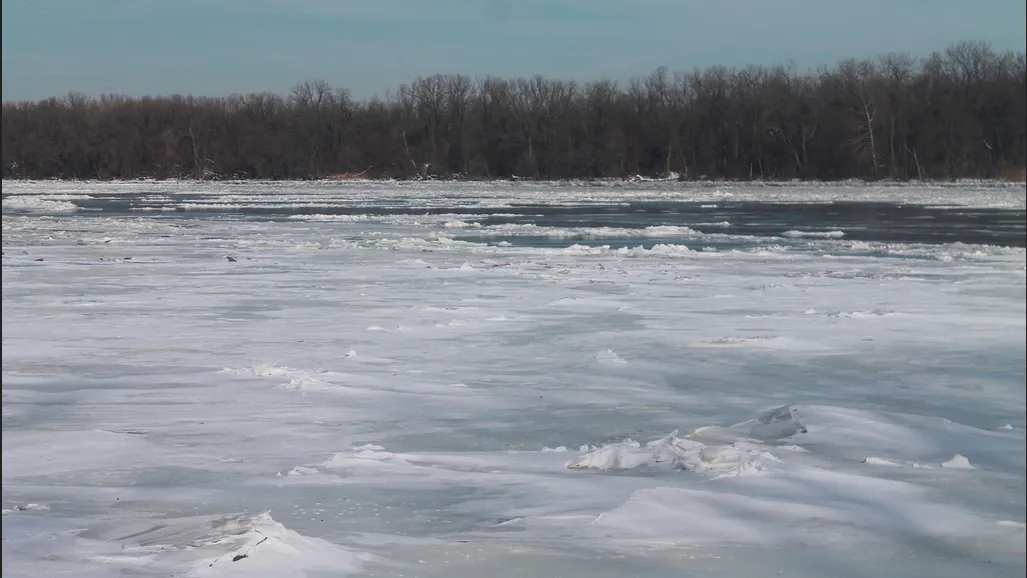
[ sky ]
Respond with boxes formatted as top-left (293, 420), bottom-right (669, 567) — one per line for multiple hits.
top-left (3, 0), bottom-right (1025, 102)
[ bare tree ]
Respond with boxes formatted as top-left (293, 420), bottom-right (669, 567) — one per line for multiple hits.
top-left (3, 41), bottom-right (1023, 182)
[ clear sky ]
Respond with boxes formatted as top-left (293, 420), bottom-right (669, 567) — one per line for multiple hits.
top-left (3, 0), bottom-right (1025, 102)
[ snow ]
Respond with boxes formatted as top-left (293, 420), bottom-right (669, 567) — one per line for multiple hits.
top-left (3, 180), bottom-right (1025, 577)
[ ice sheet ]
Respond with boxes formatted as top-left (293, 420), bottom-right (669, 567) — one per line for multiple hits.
top-left (3, 181), bottom-right (1025, 577)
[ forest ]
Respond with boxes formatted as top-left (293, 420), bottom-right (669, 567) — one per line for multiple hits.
top-left (2, 41), bottom-right (1025, 182)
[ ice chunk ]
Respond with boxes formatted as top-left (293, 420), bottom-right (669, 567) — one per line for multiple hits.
top-left (592, 349), bottom-right (627, 365)
top-left (642, 225), bottom-right (701, 236)
top-left (442, 220), bottom-right (481, 229)
top-left (781, 230), bottom-right (845, 239)
top-left (746, 405), bottom-right (808, 440)
top-left (2, 195), bottom-right (80, 213)
top-left (940, 454), bottom-right (973, 469)
top-left (2, 503), bottom-right (50, 514)
top-left (863, 457), bottom-right (902, 467)
top-left (567, 431), bottom-right (773, 477)
top-left (567, 441), bottom-right (649, 470)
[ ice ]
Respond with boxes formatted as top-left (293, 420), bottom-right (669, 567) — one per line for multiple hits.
top-left (2, 194), bottom-right (82, 213)
top-left (2, 429), bottom-right (179, 477)
top-left (566, 430), bottom-right (775, 477)
top-left (2, 503), bottom-right (50, 515)
top-left (941, 454), bottom-right (974, 469)
top-left (782, 229), bottom-right (846, 238)
top-left (442, 219), bottom-right (482, 229)
top-left (556, 243), bottom-right (694, 258)
top-left (863, 456), bottom-right (903, 466)
top-left (465, 223), bottom-right (704, 240)
top-left (582, 469), bottom-right (996, 549)
top-left (642, 225), bottom-right (701, 236)
top-left (1, 509), bottom-right (367, 577)
top-left (592, 348), bottom-right (627, 365)
top-left (740, 404), bottom-right (809, 440)
top-left (618, 243), bottom-right (693, 257)
top-left (3, 181), bottom-right (1025, 577)
top-left (566, 440), bottom-right (651, 470)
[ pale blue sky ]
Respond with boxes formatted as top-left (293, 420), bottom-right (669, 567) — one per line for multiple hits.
top-left (3, 0), bottom-right (1025, 101)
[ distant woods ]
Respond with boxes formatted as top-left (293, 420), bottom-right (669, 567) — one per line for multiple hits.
top-left (2, 41), bottom-right (1025, 182)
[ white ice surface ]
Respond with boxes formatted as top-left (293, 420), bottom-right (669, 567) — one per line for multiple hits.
top-left (3, 181), bottom-right (1025, 578)
top-left (2, 178), bottom-right (1025, 209)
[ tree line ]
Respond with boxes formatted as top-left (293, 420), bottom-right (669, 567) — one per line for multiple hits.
top-left (2, 41), bottom-right (1025, 182)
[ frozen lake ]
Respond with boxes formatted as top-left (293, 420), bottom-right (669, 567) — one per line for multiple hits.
top-left (3, 181), bottom-right (1025, 578)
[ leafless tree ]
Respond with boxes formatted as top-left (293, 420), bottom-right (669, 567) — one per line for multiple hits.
top-left (3, 41), bottom-right (1023, 182)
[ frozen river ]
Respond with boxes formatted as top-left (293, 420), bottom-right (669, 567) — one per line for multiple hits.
top-left (3, 181), bottom-right (1025, 577)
